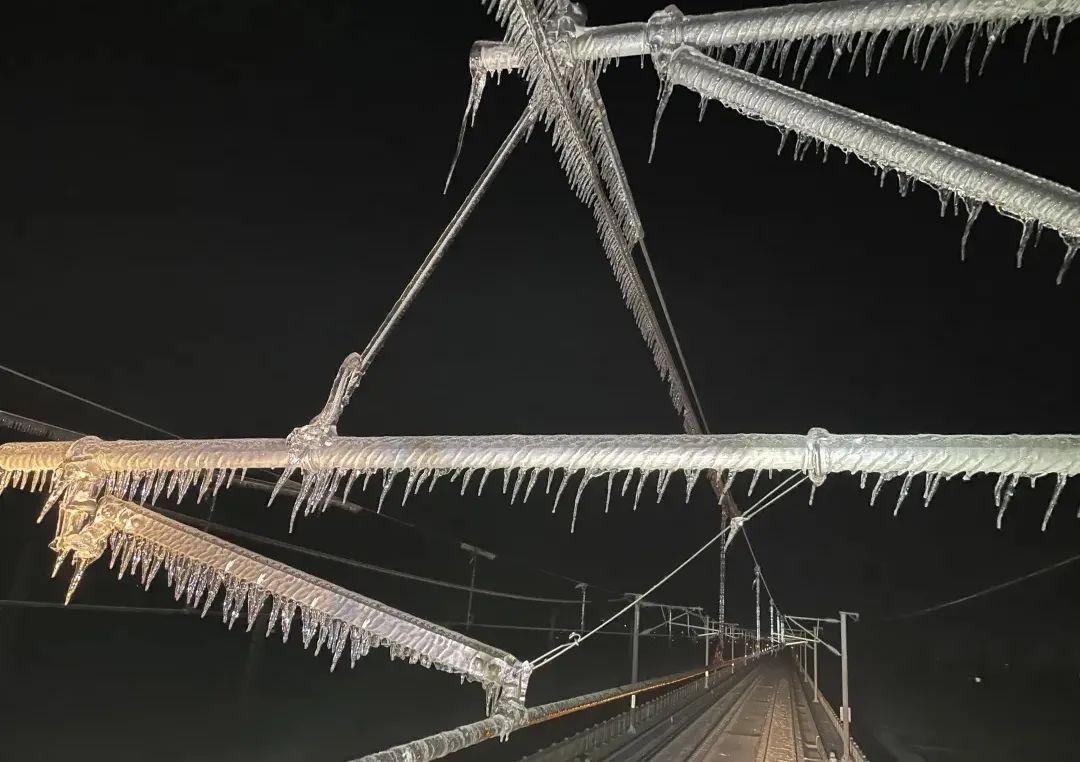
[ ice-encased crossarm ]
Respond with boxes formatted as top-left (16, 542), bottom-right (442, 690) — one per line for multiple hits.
top-left (82, 496), bottom-right (532, 714)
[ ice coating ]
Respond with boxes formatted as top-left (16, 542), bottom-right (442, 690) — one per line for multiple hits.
top-left (662, 45), bottom-right (1080, 278)
top-left (478, 0), bottom-right (706, 426)
top-left (472, 0), bottom-right (1079, 77)
top-left (56, 495), bottom-right (531, 715)
top-left (5, 431), bottom-right (1080, 527)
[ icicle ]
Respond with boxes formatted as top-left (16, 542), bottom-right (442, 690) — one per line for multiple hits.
top-left (402, 469), bottom-right (420, 503)
top-left (979, 23), bottom-right (1000, 75)
top-left (570, 470), bottom-right (595, 534)
top-left (893, 473), bottom-right (914, 516)
top-left (878, 29), bottom-right (901, 73)
top-left (744, 42), bottom-right (762, 71)
top-left (963, 24), bottom-right (980, 81)
top-left (605, 472), bottom-right (614, 514)
top-left (1015, 220), bottom-right (1035, 268)
top-left (718, 471), bottom-right (737, 503)
top-left (938, 188), bottom-right (952, 217)
top-left (777, 39), bottom-right (794, 77)
top-left (1041, 474), bottom-right (1067, 531)
top-left (477, 469), bottom-right (492, 496)
top-left (445, 69), bottom-right (487, 193)
top-left (460, 468), bottom-right (475, 496)
top-left (1053, 16), bottom-right (1067, 53)
top-left (698, 96), bottom-right (708, 122)
top-left (509, 468), bottom-right (526, 504)
top-left (921, 24), bottom-right (944, 69)
top-left (633, 470), bottom-right (647, 512)
top-left (827, 38), bottom-right (845, 78)
top-left (1024, 20), bottom-right (1040, 63)
top-left (551, 471), bottom-right (570, 513)
top-left (996, 474), bottom-right (1020, 528)
top-left (870, 473), bottom-right (891, 506)
top-left (940, 25), bottom-right (961, 71)
top-left (1056, 240), bottom-right (1078, 285)
top-left (378, 469), bottom-right (398, 512)
top-left (847, 31), bottom-right (866, 73)
top-left (747, 470), bottom-right (761, 497)
top-left (777, 129), bottom-right (791, 156)
top-left (649, 80), bottom-right (674, 164)
top-left (683, 469), bottom-right (698, 503)
top-left (859, 471), bottom-right (868, 490)
top-left (656, 470), bottom-right (672, 503)
top-left (994, 473), bottom-right (1008, 506)
top-left (960, 200), bottom-right (982, 261)
top-left (808, 482), bottom-right (817, 505)
top-left (523, 468), bottom-right (540, 503)
top-left (923, 473), bottom-right (942, 507)
top-left (341, 470), bottom-right (359, 504)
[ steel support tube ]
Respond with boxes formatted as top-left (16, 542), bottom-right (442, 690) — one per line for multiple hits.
top-left (472, 0), bottom-right (1080, 73)
top-left (5, 432), bottom-right (1080, 483)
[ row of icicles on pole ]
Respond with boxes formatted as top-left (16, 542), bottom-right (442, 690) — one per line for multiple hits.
top-left (461, 9), bottom-right (1079, 282)
top-left (689, 14), bottom-right (1073, 88)
top-left (764, 128), bottom-right (1080, 283)
top-left (3, 463), bottom-right (1074, 535)
top-left (95, 527), bottom-right (517, 717)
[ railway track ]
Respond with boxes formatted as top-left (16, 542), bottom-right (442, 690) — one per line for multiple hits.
top-left (648, 657), bottom-right (828, 761)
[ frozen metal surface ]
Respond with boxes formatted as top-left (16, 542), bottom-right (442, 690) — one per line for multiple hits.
top-left (661, 45), bottom-right (1080, 278)
top-left (52, 495), bottom-right (531, 715)
top-left (3, 431), bottom-right (1080, 528)
top-left (473, 0), bottom-right (1079, 76)
top-left (475, 0), bottom-right (708, 439)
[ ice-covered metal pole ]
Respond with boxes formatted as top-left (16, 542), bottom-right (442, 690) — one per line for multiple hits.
top-left (754, 565), bottom-right (762, 652)
top-left (473, 0), bottom-right (1080, 73)
top-left (630, 601), bottom-right (641, 716)
top-left (46, 495), bottom-right (532, 715)
top-left (717, 516), bottom-right (727, 657)
top-left (840, 610), bottom-right (859, 760)
top-left (10, 432), bottom-right (1080, 483)
top-left (7, 432), bottom-right (1080, 532)
top-left (813, 622), bottom-right (820, 702)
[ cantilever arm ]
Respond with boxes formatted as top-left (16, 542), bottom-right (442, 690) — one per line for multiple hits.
top-left (52, 495), bottom-right (532, 715)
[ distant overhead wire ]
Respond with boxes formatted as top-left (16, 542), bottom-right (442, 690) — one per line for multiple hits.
top-left (885, 550), bottom-right (1080, 621)
top-left (0, 599), bottom-right (197, 615)
top-left (0, 362), bottom-right (181, 438)
top-left (531, 473), bottom-right (807, 670)
top-left (637, 240), bottom-right (709, 432)
top-left (153, 506), bottom-right (595, 605)
top-left (634, 244), bottom-right (787, 613)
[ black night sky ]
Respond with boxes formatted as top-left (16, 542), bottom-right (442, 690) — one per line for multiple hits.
top-left (2, 2), bottom-right (1079, 760)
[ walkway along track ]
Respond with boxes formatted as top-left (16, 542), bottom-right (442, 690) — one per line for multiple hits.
top-left (519, 654), bottom-right (837, 762)
top-left (648, 656), bottom-right (830, 761)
